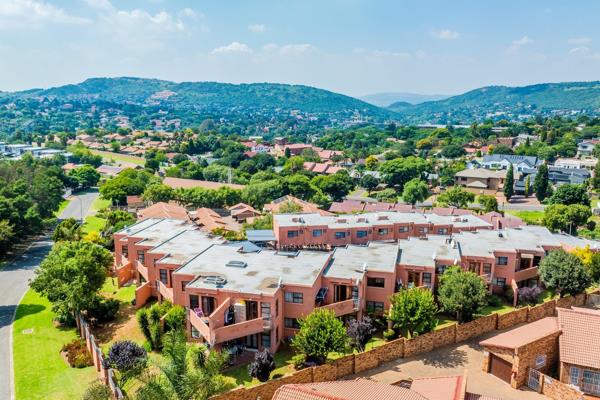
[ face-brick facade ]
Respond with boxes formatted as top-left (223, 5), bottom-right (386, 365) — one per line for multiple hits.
top-left (114, 216), bottom-right (599, 355)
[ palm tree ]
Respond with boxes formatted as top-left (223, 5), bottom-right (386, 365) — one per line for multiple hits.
top-left (135, 330), bottom-right (232, 400)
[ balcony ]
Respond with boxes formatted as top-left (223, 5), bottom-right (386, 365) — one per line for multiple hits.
top-left (158, 280), bottom-right (174, 302)
top-left (514, 266), bottom-right (539, 282)
top-left (136, 260), bottom-right (149, 282)
top-left (188, 298), bottom-right (266, 346)
top-left (320, 298), bottom-right (358, 317)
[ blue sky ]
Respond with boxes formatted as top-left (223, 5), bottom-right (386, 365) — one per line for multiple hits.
top-left (1, 0), bottom-right (600, 96)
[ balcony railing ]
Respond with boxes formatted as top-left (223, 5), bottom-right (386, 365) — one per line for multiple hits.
top-left (320, 298), bottom-right (358, 316)
top-left (514, 266), bottom-right (539, 282)
top-left (136, 260), bottom-right (149, 282)
top-left (188, 308), bottom-right (264, 346)
top-left (157, 280), bottom-right (174, 302)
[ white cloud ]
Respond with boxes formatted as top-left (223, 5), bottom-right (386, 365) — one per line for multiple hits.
top-left (84, 0), bottom-right (113, 11)
top-left (0, 0), bottom-right (90, 26)
top-left (568, 37), bottom-right (592, 45)
top-left (106, 9), bottom-right (185, 32)
top-left (248, 24), bottom-right (266, 33)
top-left (210, 42), bottom-right (253, 55)
top-left (178, 8), bottom-right (200, 19)
top-left (507, 36), bottom-right (533, 54)
top-left (279, 43), bottom-right (314, 55)
top-left (372, 49), bottom-right (411, 58)
top-left (262, 43), bottom-right (279, 52)
top-left (569, 46), bottom-right (590, 55)
top-left (432, 29), bottom-right (460, 40)
top-left (568, 46), bottom-right (600, 59)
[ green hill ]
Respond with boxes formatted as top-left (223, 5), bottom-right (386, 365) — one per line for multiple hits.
top-left (396, 81), bottom-right (600, 123)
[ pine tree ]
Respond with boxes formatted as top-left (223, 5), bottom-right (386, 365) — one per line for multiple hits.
top-left (534, 163), bottom-right (550, 201)
top-left (504, 164), bottom-right (514, 202)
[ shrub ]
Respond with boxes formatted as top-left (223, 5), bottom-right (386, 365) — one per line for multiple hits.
top-left (163, 305), bottom-right (186, 332)
top-left (82, 382), bottom-right (112, 400)
top-left (248, 349), bottom-right (276, 382)
top-left (87, 296), bottom-right (120, 324)
top-left (347, 317), bottom-right (376, 352)
top-left (292, 308), bottom-right (347, 365)
top-left (291, 354), bottom-right (306, 370)
top-left (388, 288), bottom-right (438, 338)
top-left (103, 340), bottom-right (148, 388)
top-left (383, 328), bottom-right (397, 341)
top-left (438, 266), bottom-right (488, 322)
top-left (518, 286), bottom-right (542, 306)
top-left (487, 295), bottom-right (503, 307)
top-left (539, 250), bottom-right (592, 297)
top-left (61, 339), bottom-right (93, 368)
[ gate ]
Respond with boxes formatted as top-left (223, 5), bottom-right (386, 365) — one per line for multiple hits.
top-left (528, 368), bottom-right (541, 391)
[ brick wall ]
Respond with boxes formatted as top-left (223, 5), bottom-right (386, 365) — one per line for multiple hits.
top-left (354, 348), bottom-right (380, 373)
top-left (528, 300), bottom-right (556, 322)
top-left (456, 313), bottom-right (497, 342)
top-left (497, 307), bottom-right (528, 330)
top-left (513, 332), bottom-right (560, 388)
top-left (541, 373), bottom-right (585, 400)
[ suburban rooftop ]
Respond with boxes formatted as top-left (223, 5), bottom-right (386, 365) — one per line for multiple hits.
top-left (148, 229), bottom-right (223, 265)
top-left (117, 218), bottom-right (191, 247)
top-left (398, 235), bottom-right (461, 267)
top-left (177, 245), bottom-right (331, 295)
top-left (325, 242), bottom-right (399, 280)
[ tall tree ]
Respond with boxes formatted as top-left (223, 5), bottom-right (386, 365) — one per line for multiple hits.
top-left (292, 308), bottom-right (347, 365)
top-left (503, 164), bottom-right (514, 202)
top-left (402, 178), bottom-right (429, 205)
top-left (534, 163), bottom-right (550, 201)
top-left (539, 250), bottom-right (591, 297)
top-left (437, 267), bottom-right (488, 322)
top-left (388, 288), bottom-right (438, 338)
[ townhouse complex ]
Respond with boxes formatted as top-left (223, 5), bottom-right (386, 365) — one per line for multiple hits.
top-left (114, 214), bottom-right (599, 356)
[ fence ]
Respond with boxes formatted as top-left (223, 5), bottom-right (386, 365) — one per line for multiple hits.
top-left (211, 289), bottom-right (598, 400)
top-left (75, 313), bottom-right (123, 400)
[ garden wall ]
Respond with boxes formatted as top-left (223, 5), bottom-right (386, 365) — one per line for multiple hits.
top-left (539, 372), bottom-right (585, 400)
top-left (209, 290), bottom-right (600, 400)
top-left (75, 314), bottom-right (123, 400)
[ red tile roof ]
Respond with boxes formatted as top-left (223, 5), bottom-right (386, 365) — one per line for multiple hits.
top-left (138, 202), bottom-right (190, 221)
top-left (272, 379), bottom-right (429, 400)
top-left (409, 375), bottom-right (465, 400)
top-left (480, 317), bottom-right (559, 350)
top-left (264, 195), bottom-right (332, 216)
top-left (558, 307), bottom-right (600, 369)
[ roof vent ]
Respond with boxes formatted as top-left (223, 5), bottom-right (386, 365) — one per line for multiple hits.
top-left (498, 232), bottom-right (504, 238)
top-left (362, 262), bottom-right (368, 272)
top-left (203, 275), bottom-right (227, 286)
top-left (226, 260), bottom-right (247, 268)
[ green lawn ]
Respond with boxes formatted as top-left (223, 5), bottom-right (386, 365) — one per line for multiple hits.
top-left (13, 290), bottom-right (97, 400)
top-left (89, 149), bottom-right (145, 166)
top-left (54, 199), bottom-right (70, 217)
top-left (100, 277), bottom-right (136, 304)
top-left (81, 216), bottom-right (106, 235)
top-left (481, 302), bottom-right (515, 315)
top-left (91, 196), bottom-right (110, 213)
top-left (505, 210), bottom-right (544, 225)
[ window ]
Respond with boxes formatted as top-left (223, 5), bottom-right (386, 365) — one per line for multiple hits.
top-left (189, 294), bottom-right (199, 310)
top-left (122, 246), bottom-right (129, 258)
top-left (422, 272), bottom-right (432, 286)
top-left (366, 301), bottom-right (384, 313)
top-left (483, 263), bottom-right (492, 274)
top-left (496, 256), bottom-right (508, 265)
top-left (335, 232), bottom-right (346, 239)
top-left (378, 228), bottom-right (389, 235)
top-left (312, 229), bottom-right (323, 237)
top-left (191, 326), bottom-right (200, 339)
top-left (570, 366), bottom-right (581, 386)
top-left (583, 370), bottom-right (600, 393)
top-left (398, 226), bottom-right (409, 233)
top-left (356, 230), bottom-right (368, 238)
top-left (437, 228), bottom-right (449, 235)
top-left (261, 333), bottom-right (271, 348)
top-left (284, 318), bottom-right (300, 329)
top-left (494, 277), bottom-right (506, 287)
top-left (181, 281), bottom-right (189, 291)
top-left (418, 227), bottom-right (428, 234)
top-left (159, 269), bottom-right (168, 285)
top-left (202, 296), bottom-right (215, 315)
top-left (367, 277), bottom-right (385, 288)
top-left (535, 354), bottom-right (547, 368)
top-left (137, 250), bottom-right (144, 262)
top-left (261, 302), bottom-right (271, 320)
top-left (284, 291), bottom-right (303, 304)
top-left (275, 299), bottom-right (279, 317)
top-left (287, 230), bottom-right (299, 238)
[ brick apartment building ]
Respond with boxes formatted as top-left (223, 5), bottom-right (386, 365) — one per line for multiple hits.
top-left (114, 218), bottom-right (598, 355)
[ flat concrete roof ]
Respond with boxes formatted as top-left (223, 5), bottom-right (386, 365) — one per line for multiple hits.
top-left (398, 235), bottom-right (461, 267)
top-left (148, 229), bottom-right (222, 265)
top-left (178, 246), bottom-right (330, 295)
top-left (117, 218), bottom-right (192, 247)
top-left (274, 211), bottom-right (491, 230)
top-left (325, 242), bottom-right (399, 281)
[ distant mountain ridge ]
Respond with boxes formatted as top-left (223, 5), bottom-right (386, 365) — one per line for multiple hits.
top-left (396, 81), bottom-right (600, 123)
top-left (359, 92), bottom-right (450, 107)
top-left (4, 77), bottom-right (392, 117)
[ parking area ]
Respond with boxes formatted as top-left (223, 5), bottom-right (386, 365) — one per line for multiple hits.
top-left (353, 331), bottom-right (546, 400)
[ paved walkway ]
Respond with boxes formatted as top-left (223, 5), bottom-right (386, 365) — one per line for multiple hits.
top-left (354, 331), bottom-right (546, 400)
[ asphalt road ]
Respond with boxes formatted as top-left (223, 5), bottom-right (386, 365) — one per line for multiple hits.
top-left (0, 191), bottom-right (99, 399)
top-left (59, 190), bottom-right (99, 221)
top-left (0, 238), bottom-right (53, 400)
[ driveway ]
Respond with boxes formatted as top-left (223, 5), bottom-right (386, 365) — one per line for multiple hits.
top-left (0, 238), bottom-right (53, 400)
top-left (59, 189), bottom-right (99, 221)
top-left (353, 331), bottom-right (546, 400)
